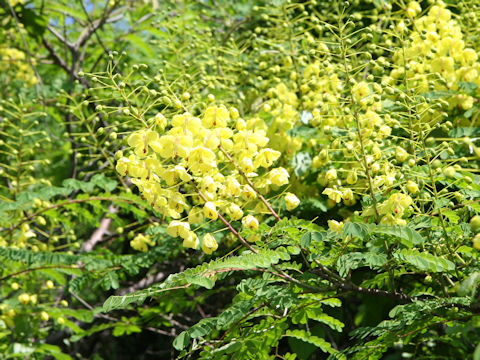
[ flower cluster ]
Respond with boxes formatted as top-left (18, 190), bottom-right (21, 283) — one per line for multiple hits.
top-left (117, 103), bottom-right (299, 253)
top-left (0, 46), bottom-right (37, 86)
top-left (389, 1), bottom-right (480, 116)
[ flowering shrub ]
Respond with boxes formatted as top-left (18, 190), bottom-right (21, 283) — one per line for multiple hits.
top-left (1, 0), bottom-right (480, 359)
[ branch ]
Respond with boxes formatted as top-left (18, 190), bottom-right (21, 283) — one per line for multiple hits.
top-left (42, 38), bottom-right (73, 76)
top-left (2, 196), bottom-right (134, 237)
top-left (82, 204), bottom-right (119, 252)
top-left (47, 24), bottom-right (75, 50)
top-left (118, 272), bottom-right (166, 296)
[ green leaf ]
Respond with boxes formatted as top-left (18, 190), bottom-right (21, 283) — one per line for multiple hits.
top-left (337, 252), bottom-right (387, 277)
top-left (292, 152), bottom-right (312, 177)
top-left (457, 272), bottom-right (480, 297)
top-left (173, 331), bottom-right (191, 351)
top-left (474, 342), bottom-right (480, 360)
top-left (343, 222), bottom-right (370, 239)
top-left (300, 231), bottom-right (325, 248)
top-left (442, 210), bottom-right (460, 224)
top-left (372, 225), bottom-right (424, 247)
top-left (285, 329), bottom-right (336, 354)
top-left (125, 34), bottom-right (155, 57)
top-left (90, 174), bottom-right (117, 192)
top-left (394, 249), bottom-right (455, 273)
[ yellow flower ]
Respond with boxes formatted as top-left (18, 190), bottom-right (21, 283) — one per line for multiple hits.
top-left (327, 220), bottom-right (344, 234)
top-left (188, 207), bottom-right (204, 224)
top-left (201, 175), bottom-right (217, 194)
top-left (202, 105), bottom-right (230, 128)
top-left (18, 293), bottom-right (30, 305)
top-left (226, 203), bottom-right (243, 221)
top-left (322, 188), bottom-right (343, 203)
top-left (242, 215), bottom-right (259, 230)
top-left (268, 167), bottom-right (289, 186)
top-left (395, 146), bottom-right (409, 163)
top-left (312, 149), bottom-right (329, 168)
top-left (346, 170), bottom-right (358, 185)
top-left (254, 148), bottom-right (281, 168)
top-left (202, 233), bottom-right (218, 254)
top-left (204, 201), bottom-right (218, 220)
top-left (285, 193), bottom-right (300, 211)
top-left (127, 130), bottom-right (159, 157)
top-left (378, 193), bottom-right (412, 217)
top-left (188, 146), bottom-right (217, 174)
top-left (406, 180), bottom-right (420, 194)
top-left (225, 176), bottom-right (242, 197)
top-left (130, 234), bottom-right (155, 252)
top-left (40, 311), bottom-right (50, 322)
top-left (182, 231), bottom-right (199, 249)
top-left (166, 221), bottom-right (191, 238)
top-left (154, 113), bottom-right (167, 129)
top-left (241, 185), bottom-right (257, 200)
top-left (325, 168), bottom-right (337, 182)
top-left (406, 1), bottom-right (421, 17)
top-left (352, 81), bottom-right (370, 102)
top-left (473, 233), bottom-right (480, 250)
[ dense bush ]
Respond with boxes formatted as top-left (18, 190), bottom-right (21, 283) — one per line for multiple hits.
top-left (1, 0), bottom-right (480, 359)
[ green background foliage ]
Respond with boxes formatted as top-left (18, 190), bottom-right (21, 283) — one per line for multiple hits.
top-left (2, 0), bottom-right (480, 359)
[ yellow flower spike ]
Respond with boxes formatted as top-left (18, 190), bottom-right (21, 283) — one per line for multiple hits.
top-left (226, 203), bottom-right (244, 221)
top-left (182, 231), bottom-right (199, 249)
top-left (204, 132), bottom-right (221, 150)
top-left (461, 48), bottom-right (478, 66)
top-left (202, 233), bottom-right (218, 254)
top-left (225, 176), bottom-right (241, 197)
top-left (406, 1), bottom-right (421, 17)
top-left (203, 201), bottom-right (218, 220)
top-left (160, 167), bottom-right (178, 186)
top-left (312, 149), bottom-right (329, 168)
top-left (166, 221), bottom-right (191, 238)
top-left (242, 215), bottom-right (259, 230)
top-left (268, 167), bottom-right (289, 186)
top-left (115, 157), bottom-right (130, 176)
top-left (327, 220), bottom-right (344, 234)
top-left (221, 138), bottom-right (234, 152)
top-left (285, 193), bottom-right (300, 211)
